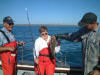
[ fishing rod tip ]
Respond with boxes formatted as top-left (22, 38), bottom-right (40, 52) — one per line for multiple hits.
top-left (25, 8), bottom-right (28, 11)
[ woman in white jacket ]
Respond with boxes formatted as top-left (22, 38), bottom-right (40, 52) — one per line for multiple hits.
top-left (34, 26), bottom-right (60, 75)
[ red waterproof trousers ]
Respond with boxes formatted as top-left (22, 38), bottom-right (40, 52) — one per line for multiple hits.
top-left (0, 41), bottom-right (17, 75)
top-left (35, 48), bottom-right (55, 75)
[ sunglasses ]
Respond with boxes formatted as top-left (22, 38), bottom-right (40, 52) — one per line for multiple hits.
top-left (8, 23), bottom-right (14, 26)
top-left (97, 22), bottom-right (99, 25)
top-left (41, 32), bottom-right (48, 36)
top-left (91, 22), bottom-right (99, 25)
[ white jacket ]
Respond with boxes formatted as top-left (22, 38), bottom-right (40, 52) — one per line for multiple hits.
top-left (33, 35), bottom-right (60, 59)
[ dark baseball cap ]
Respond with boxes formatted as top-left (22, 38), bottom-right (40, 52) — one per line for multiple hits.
top-left (78, 12), bottom-right (97, 27)
top-left (3, 16), bottom-right (14, 25)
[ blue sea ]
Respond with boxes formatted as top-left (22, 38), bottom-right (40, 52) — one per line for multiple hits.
top-left (0, 25), bottom-right (82, 67)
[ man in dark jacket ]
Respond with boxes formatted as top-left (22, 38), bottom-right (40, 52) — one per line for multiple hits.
top-left (55, 12), bottom-right (100, 75)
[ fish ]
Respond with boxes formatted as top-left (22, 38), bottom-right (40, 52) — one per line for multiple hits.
top-left (49, 36), bottom-right (56, 60)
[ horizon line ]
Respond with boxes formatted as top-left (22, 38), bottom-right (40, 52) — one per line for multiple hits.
top-left (0, 23), bottom-right (77, 26)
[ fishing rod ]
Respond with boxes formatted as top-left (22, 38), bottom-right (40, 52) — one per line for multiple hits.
top-left (20, 8), bottom-right (35, 63)
top-left (25, 8), bottom-right (41, 75)
top-left (25, 8), bottom-right (34, 44)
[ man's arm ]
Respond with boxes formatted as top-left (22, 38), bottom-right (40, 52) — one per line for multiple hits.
top-left (55, 28), bottom-right (83, 42)
top-left (93, 40), bottom-right (100, 72)
top-left (96, 40), bottom-right (100, 70)
top-left (0, 46), bottom-right (15, 52)
top-left (0, 32), bottom-right (15, 52)
top-left (95, 40), bottom-right (100, 71)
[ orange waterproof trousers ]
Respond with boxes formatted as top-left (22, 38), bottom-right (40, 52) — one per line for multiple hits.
top-left (0, 41), bottom-right (17, 75)
top-left (35, 48), bottom-right (55, 75)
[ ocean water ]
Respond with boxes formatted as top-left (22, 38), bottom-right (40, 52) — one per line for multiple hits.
top-left (0, 25), bottom-right (82, 67)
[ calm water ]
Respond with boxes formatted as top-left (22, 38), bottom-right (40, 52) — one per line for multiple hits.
top-left (0, 25), bottom-right (82, 67)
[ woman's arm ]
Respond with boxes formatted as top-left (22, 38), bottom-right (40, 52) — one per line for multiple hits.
top-left (55, 40), bottom-right (61, 53)
top-left (33, 40), bottom-right (40, 64)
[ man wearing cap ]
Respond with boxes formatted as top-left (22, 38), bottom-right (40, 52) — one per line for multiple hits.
top-left (0, 16), bottom-right (25, 75)
top-left (55, 12), bottom-right (100, 75)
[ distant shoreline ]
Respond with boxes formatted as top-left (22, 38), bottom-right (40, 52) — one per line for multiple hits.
top-left (0, 24), bottom-right (78, 26)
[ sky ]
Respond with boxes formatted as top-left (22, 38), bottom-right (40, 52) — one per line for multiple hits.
top-left (0, 0), bottom-right (100, 25)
